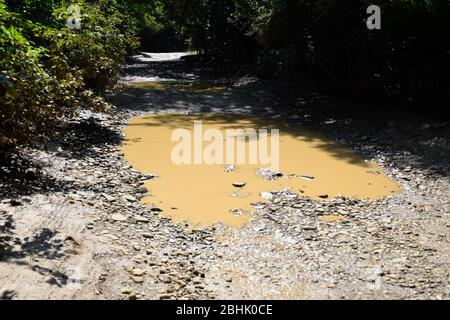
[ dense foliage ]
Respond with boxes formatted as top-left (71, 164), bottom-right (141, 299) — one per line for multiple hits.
top-left (161, 0), bottom-right (450, 109)
top-left (1, 0), bottom-right (449, 148)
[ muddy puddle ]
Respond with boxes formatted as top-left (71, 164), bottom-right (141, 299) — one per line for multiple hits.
top-left (127, 81), bottom-right (226, 93)
top-left (121, 114), bottom-right (400, 227)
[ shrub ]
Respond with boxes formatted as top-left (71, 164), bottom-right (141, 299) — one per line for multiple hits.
top-left (0, 0), bottom-right (139, 148)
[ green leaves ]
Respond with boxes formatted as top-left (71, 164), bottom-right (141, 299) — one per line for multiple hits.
top-left (0, 0), bottom-right (138, 148)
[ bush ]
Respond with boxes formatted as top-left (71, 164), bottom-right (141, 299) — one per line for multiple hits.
top-left (159, 0), bottom-right (450, 110)
top-left (0, 0), bottom-right (139, 148)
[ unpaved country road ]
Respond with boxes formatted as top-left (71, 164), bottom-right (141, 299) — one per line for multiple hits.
top-left (0, 53), bottom-right (449, 300)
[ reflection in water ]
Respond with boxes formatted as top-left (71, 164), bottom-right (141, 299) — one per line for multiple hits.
top-left (121, 114), bottom-right (400, 227)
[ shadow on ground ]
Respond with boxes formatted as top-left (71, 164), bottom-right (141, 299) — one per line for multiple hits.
top-left (0, 151), bottom-right (73, 201)
top-left (57, 117), bottom-right (122, 159)
top-left (0, 211), bottom-right (68, 289)
top-left (0, 290), bottom-right (17, 300)
top-left (0, 116), bottom-right (123, 201)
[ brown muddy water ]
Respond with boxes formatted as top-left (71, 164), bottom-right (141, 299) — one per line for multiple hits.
top-left (127, 81), bottom-right (226, 93)
top-left (121, 114), bottom-right (400, 227)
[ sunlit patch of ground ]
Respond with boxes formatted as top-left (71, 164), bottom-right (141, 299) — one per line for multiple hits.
top-left (121, 114), bottom-right (400, 228)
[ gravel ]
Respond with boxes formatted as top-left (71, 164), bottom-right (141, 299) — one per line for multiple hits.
top-left (0, 53), bottom-right (448, 300)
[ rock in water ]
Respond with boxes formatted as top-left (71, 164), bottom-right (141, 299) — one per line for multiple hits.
top-left (224, 164), bottom-right (235, 173)
top-left (232, 181), bottom-right (246, 188)
top-left (137, 186), bottom-right (148, 194)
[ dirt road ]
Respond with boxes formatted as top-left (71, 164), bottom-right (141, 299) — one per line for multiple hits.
top-left (1, 53), bottom-right (449, 299)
